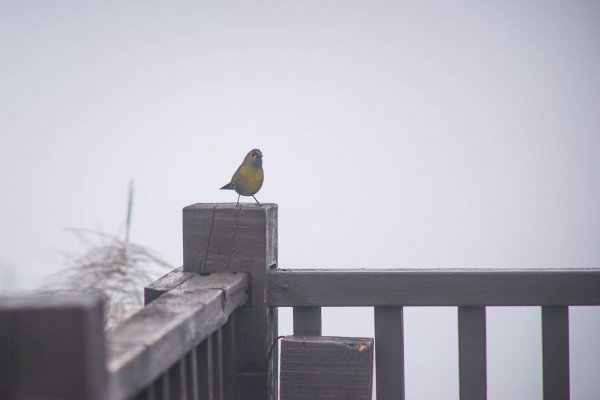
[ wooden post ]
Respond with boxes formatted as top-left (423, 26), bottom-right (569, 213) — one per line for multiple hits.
top-left (0, 294), bottom-right (106, 400)
top-left (183, 203), bottom-right (278, 400)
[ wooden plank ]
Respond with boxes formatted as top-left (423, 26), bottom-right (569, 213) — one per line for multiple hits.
top-left (182, 203), bottom-right (278, 400)
top-left (542, 306), bottom-right (570, 400)
top-left (293, 306), bottom-right (322, 336)
top-left (269, 269), bottom-right (600, 306)
top-left (0, 294), bottom-right (106, 400)
top-left (167, 360), bottom-right (185, 400)
top-left (374, 306), bottom-right (404, 400)
top-left (198, 337), bottom-right (215, 400)
top-left (105, 273), bottom-right (248, 400)
top-left (458, 306), bottom-right (487, 400)
top-left (280, 336), bottom-right (374, 400)
top-left (155, 373), bottom-right (169, 400)
top-left (221, 314), bottom-right (236, 400)
top-left (214, 328), bottom-right (224, 400)
top-left (185, 349), bottom-right (199, 400)
top-left (144, 267), bottom-right (195, 305)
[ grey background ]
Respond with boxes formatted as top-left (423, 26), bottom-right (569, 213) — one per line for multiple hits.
top-left (1, 1), bottom-right (599, 398)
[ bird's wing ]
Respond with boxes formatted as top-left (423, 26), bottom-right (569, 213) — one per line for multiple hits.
top-left (220, 161), bottom-right (244, 190)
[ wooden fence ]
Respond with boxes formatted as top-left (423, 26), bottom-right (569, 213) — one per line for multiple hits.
top-left (1, 203), bottom-right (599, 400)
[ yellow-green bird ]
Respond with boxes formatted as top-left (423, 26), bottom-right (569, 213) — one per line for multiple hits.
top-left (220, 149), bottom-right (264, 206)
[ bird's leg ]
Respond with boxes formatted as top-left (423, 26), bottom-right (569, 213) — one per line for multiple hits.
top-left (236, 194), bottom-right (240, 207)
top-left (252, 195), bottom-right (261, 206)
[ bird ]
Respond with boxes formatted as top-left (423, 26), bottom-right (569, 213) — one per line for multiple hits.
top-left (220, 149), bottom-right (264, 207)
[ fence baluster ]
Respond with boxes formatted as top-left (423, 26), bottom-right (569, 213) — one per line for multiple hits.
top-left (222, 314), bottom-right (237, 400)
top-left (458, 306), bottom-right (487, 400)
top-left (374, 306), bottom-right (405, 400)
top-left (198, 337), bottom-right (214, 400)
top-left (293, 306), bottom-right (322, 336)
top-left (185, 349), bottom-right (199, 400)
top-left (542, 306), bottom-right (570, 400)
top-left (213, 328), bottom-right (224, 400)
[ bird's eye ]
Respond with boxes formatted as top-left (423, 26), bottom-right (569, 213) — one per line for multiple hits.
top-left (252, 155), bottom-right (256, 158)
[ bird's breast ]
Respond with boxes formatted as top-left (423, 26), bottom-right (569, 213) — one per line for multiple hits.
top-left (233, 166), bottom-right (264, 196)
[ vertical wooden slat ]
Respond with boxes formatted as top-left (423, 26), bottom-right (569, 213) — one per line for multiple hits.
top-left (458, 306), bottom-right (487, 400)
top-left (374, 306), bottom-right (404, 400)
top-left (154, 373), bottom-right (170, 400)
top-left (186, 349), bottom-right (199, 400)
top-left (213, 328), bottom-right (224, 400)
top-left (146, 382), bottom-right (157, 400)
top-left (293, 306), bottom-right (322, 336)
top-left (167, 359), bottom-right (185, 400)
top-left (198, 337), bottom-right (214, 400)
top-left (222, 314), bottom-right (237, 400)
top-left (542, 306), bottom-right (570, 400)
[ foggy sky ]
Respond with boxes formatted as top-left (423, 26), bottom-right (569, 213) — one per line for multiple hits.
top-left (1, 1), bottom-right (599, 399)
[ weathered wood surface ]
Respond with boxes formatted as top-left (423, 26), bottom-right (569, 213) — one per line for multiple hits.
top-left (182, 203), bottom-right (278, 400)
top-left (269, 269), bottom-right (600, 306)
top-left (458, 306), bottom-right (487, 400)
top-left (374, 306), bottom-right (404, 400)
top-left (106, 273), bottom-right (248, 400)
top-left (144, 266), bottom-right (195, 305)
top-left (0, 294), bottom-right (106, 400)
top-left (542, 306), bottom-right (570, 400)
top-left (293, 306), bottom-right (322, 336)
top-left (280, 336), bottom-right (374, 400)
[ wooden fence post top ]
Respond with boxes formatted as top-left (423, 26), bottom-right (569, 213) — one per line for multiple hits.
top-left (183, 203), bottom-right (277, 274)
top-left (0, 293), bottom-right (106, 400)
top-left (183, 203), bottom-right (278, 210)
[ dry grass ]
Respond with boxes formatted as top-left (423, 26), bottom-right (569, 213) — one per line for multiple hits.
top-left (42, 182), bottom-right (171, 329)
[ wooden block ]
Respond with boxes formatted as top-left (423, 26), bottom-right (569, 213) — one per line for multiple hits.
top-left (0, 294), bottom-right (106, 400)
top-left (280, 336), bottom-right (374, 400)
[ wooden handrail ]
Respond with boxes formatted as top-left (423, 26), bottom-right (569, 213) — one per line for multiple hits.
top-left (269, 268), bottom-right (600, 306)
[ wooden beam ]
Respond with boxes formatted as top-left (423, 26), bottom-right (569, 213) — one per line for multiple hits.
top-left (374, 306), bottom-right (404, 400)
top-left (293, 306), bottom-right (322, 336)
top-left (542, 306), bottom-right (570, 400)
top-left (269, 269), bottom-right (600, 306)
top-left (458, 306), bottom-right (487, 400)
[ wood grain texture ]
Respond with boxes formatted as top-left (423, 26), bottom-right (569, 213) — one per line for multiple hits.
top-left (374, 306), bottom-right (404, 400)
top-left (0, 294), bottom-right (106, 400)
top-left (144, 266), bottom-right (195, 305)
top-left (293, 306), bottom-right (322, 336)
top-left (458, 306), bottom-right (487, 400)
top-left (106, 273), bottom-right (248, 400)
top-left (182, 203), bottom-right (278, 400)
top-left (280, 336), bottom-right (374, 400)
top-left (269, 269), bottom-right (600, 306)
top-left (542, 306), bottom-right (570, 400)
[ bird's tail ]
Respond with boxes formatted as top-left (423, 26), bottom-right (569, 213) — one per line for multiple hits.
top-left (220, 182), bottom-right (234, 190)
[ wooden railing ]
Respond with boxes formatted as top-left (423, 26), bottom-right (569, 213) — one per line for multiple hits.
top-left (0, 271), bottom-right (248, 400)
top-left (2, 203), bottom-right (600, 400)
top-left (269, 268), bottom-right (600, 400)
